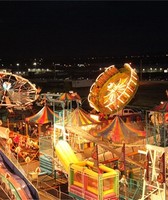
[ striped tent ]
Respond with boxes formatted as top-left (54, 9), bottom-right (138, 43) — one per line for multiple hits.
top-left (25, 105), bottom-right (60, 124)
top-left (97, 116), bottom-right (145, 143)
top-left (65, 107), bottom-right (100, 126)
top-left (58, 92), bottom-right (81, 102)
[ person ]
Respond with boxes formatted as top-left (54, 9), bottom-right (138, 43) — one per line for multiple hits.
top-left (119, 174), bottom-right (128, 185)
top-left (119, 174), bottom-right (128, 192)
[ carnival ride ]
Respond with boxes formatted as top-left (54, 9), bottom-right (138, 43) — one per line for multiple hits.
top-left (0, 67), bottom-right (167, 199)
top-left (55, 140), bottom-right (119, 200)
top-left (0, 73), bottom-right (41, 199)
top-left (140, 105), bottom-right (168, 200)
top-left (69, 160), bottom-right (119, 200)
top-left (0, 149), bottom-right (39, 200)
top-left (88, 63), bottom-right (139, 115)
top-left (65, 125), bottom-right (144, 168)
top-left (0, 72), bottom-right (40, 109)
top-left (0, 127), bottom-right (39, 199)
top-left (36, 64), bottom-right (146, 199)
top-left (89, 63), bottom-right (168, 200)
top-left (61, 63), bottom-right (167, 200)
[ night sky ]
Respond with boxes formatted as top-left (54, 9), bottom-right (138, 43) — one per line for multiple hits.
top-left (0, 1), bottom-right (168, 60)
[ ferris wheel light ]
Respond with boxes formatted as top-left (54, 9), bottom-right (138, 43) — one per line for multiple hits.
top-left (3, 82), bottom-right (11, 91)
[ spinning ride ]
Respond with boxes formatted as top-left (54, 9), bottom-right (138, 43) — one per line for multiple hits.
top-left (88, 63), bottom-right (139, 115)
top-left (0, 72), bottom-right (39, 108)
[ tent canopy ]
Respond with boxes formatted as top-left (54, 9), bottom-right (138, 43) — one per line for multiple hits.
top-left (65, 107), bottom-right (100, 126)
top-left (58, 92), bottom-right (81, 102)
top-left (25, 106), bottom-right (60, 124)
top-left (97, 116), bottom-right (145, 143)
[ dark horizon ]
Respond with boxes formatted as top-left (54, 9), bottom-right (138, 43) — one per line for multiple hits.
top-left (0, 1), bottom-right (168, 60)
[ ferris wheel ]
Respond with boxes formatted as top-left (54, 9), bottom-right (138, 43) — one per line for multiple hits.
top-left (0, 72), bottom-right (40, 108)
top-left (88, 63), bottom-right (139, 115)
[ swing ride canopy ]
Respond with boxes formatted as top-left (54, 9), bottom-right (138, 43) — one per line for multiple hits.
top-left (25, 105), bottom-right (60, 124)
top-left (97, 116), bottom-right (145, 143)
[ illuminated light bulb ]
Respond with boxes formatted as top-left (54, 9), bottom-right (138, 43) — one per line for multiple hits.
top-left (3, 82), bottom-right (11, 91)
